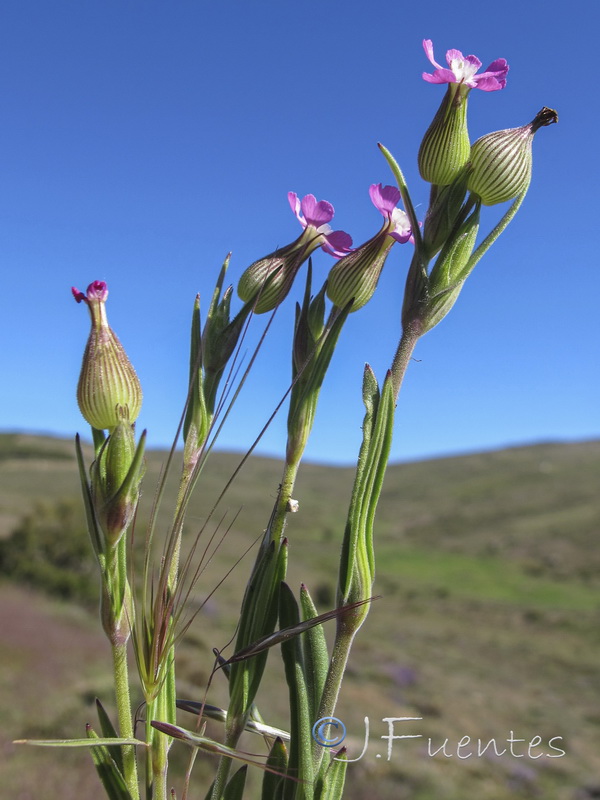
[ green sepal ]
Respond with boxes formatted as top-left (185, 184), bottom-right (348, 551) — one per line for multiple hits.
top-left (85, 725), bottom-right (133, 800)
top-left (279, 581), bottom-right (313, 799)
top-left (299, 584), bottom-right (329, 722)
top-left (261, 737), bottom-right (288, 800)
top-left (95, 698), bottom-right (124, 774)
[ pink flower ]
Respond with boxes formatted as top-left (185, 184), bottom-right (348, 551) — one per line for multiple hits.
top-left (72, 280), bottom-right (108, 304)
top-left (326, 184), bottom-right (414, 311)
top-left (288, 192), bottom-right (353, 257)
top-left (422, 39), bottom-right (508, 92)
top-left (369, 184), bottom-right (413, 243)
top-left (238, 192), bottom-right (352, 313)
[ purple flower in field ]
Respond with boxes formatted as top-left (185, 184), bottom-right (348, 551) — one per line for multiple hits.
top-left (418, 40), bottom-right (509, 186)
top-left (422, 39), bottom-right (508, 92)
top-left (326, 184), bottom-right (413, 311)
top-left (238, 192), bottom-right (352, 313)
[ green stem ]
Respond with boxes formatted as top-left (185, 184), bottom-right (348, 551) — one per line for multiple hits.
top-left (390, 321), bottom-right (422, 402)
top-left (313, 323), bottom-right (420, 775)
top-left (146, 695), bottom-right (168, 800)
top-left (112, 640), bottom-right (140, 800)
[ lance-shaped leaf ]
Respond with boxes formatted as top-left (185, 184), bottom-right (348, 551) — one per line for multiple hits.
top-left (319, 749), bottom-right (348, 800)
top-left (287, 268), bottom-right (350, 465)
top-left (279, 581), bottom-right (313, 798)
top-left (338, 365), bottom-right (394, 602)
top-left (223, 764), bottom-right (248, 800)
top-left (14, 736), bottom-right (146, 748)
top-left (183, 293), bottom-right (209, 450)
top-left (75, 433), bottom-right (104, 563)
top-left (96, 698), bottom-right (124, 774)
top-left (228, 539), bottom-right (288, 728)
top-left (85, 725), bottom-right (134, 800)
top-left (262, 737), bottom-right (288, 800)
top-left (299, 584), bottom-right (329, 722)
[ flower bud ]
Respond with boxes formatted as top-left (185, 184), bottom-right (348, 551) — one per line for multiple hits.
top-left (466, 107), bottom-right (558, 205)
top-left (418, 84), bottom-right (471, 186)
top-left (326, 184), bottom-right (412, 311)
top-left (73, 281), bottom-right (142, 431)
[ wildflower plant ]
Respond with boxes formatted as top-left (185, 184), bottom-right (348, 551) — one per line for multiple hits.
top-left (18, 38), bottom-right (556, 800)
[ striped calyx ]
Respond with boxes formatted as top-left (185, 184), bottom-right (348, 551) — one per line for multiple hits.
top-left (74, 281), bottom-right (142, 431)
top-left (467, 107), bottom-right (558, 206)
top-left (418, 83), bottom-right (471, 186)
top-left (237, 240), bottom-right (307, 314)
top-left (326, 235), bottom-right (394, 311)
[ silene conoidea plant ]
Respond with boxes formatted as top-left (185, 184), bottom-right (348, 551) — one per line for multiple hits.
top-left (17, 39), bottom-right (557, 800)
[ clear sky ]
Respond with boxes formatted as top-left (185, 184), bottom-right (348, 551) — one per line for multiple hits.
top-left (1, 0), bottom-right (598, 465)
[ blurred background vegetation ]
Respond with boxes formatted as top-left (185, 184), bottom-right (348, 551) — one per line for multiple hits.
top-left (1, 433), bottom-right (599, 799)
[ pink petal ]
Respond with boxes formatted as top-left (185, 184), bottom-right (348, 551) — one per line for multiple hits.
top-left (484, 58), bottom-right (509, 76)
top-left (288, 191), bottom-right (305, 227)
top-left (322, 229), bottom-right (354, 258)
top-left (87, 280), bottom-right (108, 301)
top-left (461, 53), bottom-right (483, 71)
top-left (474, 76), bottom-right (506, 91)
top-left (422, 69), bottom-right (453, 84)
top-left (72, 286), bottom-right (86, 303)
top-left (369, 183), bottom-right (401, 216)
top-left (422, 39), bottom-right (443, 70)
top-left (301, 194), bottom-right (335, 227)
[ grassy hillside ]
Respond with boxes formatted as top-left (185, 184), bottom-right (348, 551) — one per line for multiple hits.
top-left (1, 433), bottom-right (599, 799)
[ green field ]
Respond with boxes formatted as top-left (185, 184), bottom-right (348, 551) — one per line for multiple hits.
top-left (1, 433), bottom-right (599, 799)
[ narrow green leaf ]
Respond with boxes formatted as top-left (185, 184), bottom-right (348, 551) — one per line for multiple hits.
top-left (279, 581), bottom-right (313, 799)
top-left (261, 737), bottom-right (288, 800)
top-left (223, 765), bottom-right (248, 800)
top-left (378, 142), bottom-right (423, 254)
top-left (15, 737), bottom-right (146, 748)
top-left (319, 750), bottom-right (348, 800)
top-left (96, 698), bottom-right (124, 774)
top-left (299, 584), bottom-right (329, 722)
top-left (86, 725), bottom-right (134, 800)
top-left (75, 434), bottom-right (104, 561)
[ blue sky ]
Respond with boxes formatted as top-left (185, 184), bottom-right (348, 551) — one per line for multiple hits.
top-left (1, 0), bottom-right (597, 465)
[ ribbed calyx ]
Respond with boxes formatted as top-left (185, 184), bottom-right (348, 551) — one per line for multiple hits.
top-left (326, 234), bottom-right (395, 311)
top-left (73, 281), bottom-right (142, 431)
top-left (418, 83), bottom-right (471, 186)
top-left (467, 107), bottom-right (558, 205)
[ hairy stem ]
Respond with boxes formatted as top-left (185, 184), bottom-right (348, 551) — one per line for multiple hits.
top-left (112, 640), bottom-right (140, 800)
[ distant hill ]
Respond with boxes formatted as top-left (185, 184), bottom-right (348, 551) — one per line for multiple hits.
top-left (1, 432), bottom-right (599, 799)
